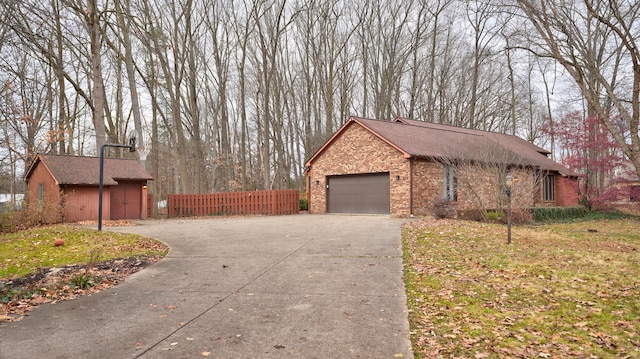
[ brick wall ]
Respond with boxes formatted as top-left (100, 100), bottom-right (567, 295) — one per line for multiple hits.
top-left (410, 160), bottom-right (441, 215)
top-left (412, 161), bottom-right (537, 217)
top-left (307, 123), bottom-right (410, 216)
top-left (307, 121), bottom-right (562, 218)
top-left (556, 176), bottom-right (579, 206)
top-left (460, 166), bottom-right (536, 210)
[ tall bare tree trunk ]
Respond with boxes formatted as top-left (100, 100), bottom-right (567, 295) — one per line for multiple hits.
top-left (87, 0), bottom-right (106, 151)
top-left (52, 0), bottom-right (67, 154)
top-left (115, 0), bottom-right (146, 166)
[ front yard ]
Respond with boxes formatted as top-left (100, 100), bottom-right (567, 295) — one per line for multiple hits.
top-left (1, 223), bottom-right (168, 321)
top-left (403, 217), bottom-right (640, 358)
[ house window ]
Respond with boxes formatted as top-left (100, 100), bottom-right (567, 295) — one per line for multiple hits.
top-left (543, 174), bottom-right (555, 201)
top-left (630, 185), bottom-right (640, 202)
top-left (38, 183), bottom-right (44, 210)
top-left (443, 165), bottom-right (457, 201)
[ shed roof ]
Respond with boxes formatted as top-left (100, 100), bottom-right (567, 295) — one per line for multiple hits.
top-left (25, 154), bottom-right (153, 186)
top-left (306, 116), bottom-right (571, 176)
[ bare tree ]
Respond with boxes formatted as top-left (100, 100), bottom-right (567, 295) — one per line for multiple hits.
top-left (366, 0), bottom-right (413, 120)
top-left (515, 0), bottom-right (640, 179)
top-left (0, 49), bottom-right (52, 198)
top-left (421, 0), bottom-right (455, 121)
top-left (440, 140), bottom-right (541, 222)
top-left (137, 0), bottom-right (198, 193)
top-left (230, 0), bottom-right (258, 191)
top-left (202, 0), bottom-right (235, 191)
top-left (0, 0), bottom-right (579, 203)
top-left (252, 0), bottom-right (297, 189)
top-left (63, 0), bottom-right (109, 150)
top-left (2, 0), bottom-right (93, 155)
top-left (293, 0), bottom-right (323, 161)
top-left (465, 0), bottom-right (504, 130)
top-left (113, 0), bottom-right (147, 165)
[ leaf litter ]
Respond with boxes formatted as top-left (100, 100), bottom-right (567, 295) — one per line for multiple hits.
top-left (403, 217), bottom-right (640, 358)
top-left (1, 224), bottom-right (168, 322)
top-left (1, 256), bottom-right (164, 322)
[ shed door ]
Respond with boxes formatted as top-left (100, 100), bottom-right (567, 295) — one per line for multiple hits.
top-left (110, 182), bottom-right (142, 220)
top-left (327, 173), bottom-right (390, 214)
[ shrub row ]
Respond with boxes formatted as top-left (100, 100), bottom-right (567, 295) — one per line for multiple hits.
top-left (0, 199), bottom-right (63, 234)
top-left (532, 206), bottom-right (588, 222)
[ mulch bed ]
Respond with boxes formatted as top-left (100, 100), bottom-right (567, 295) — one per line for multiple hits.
top-left (1, 255), bottom-right (163, 322)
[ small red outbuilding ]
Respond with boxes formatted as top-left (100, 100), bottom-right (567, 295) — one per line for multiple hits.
top-left (24, 154), bottom-right (153, 223)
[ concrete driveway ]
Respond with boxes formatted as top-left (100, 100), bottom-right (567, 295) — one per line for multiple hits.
top-left (0, 215), bottom-right (413, 358)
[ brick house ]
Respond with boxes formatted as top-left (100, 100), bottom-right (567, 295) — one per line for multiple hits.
top-left (304, 117), bottom-right (578, 217)
top-left (24, 154), bottom-right (152, 223)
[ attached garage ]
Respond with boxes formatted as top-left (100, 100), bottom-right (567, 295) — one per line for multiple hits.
top-left (327, 173), bottom-right (390, 214)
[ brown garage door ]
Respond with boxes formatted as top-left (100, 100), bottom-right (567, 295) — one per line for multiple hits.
top-left (327, 173), bottom-right (390, 214)
top-left (110, 182), bottom-right (142, 220)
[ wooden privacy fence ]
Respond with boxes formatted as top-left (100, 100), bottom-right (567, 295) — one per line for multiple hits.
top-left (168, 189), bottom-right (299, 218)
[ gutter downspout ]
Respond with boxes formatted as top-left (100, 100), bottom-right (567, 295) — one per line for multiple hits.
top-left (410, 158), bottom-right (414, 216)
top-left (306, 169), bottom-right (311, 213)
top-left (304, 165), bottom-right (312, 214)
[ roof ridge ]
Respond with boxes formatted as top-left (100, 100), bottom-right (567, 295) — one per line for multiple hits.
top-left (393, 117), bottom-right (508, 136)
top-left (42, 153), bottom-right (140, 160)
top-left (361, 117), bottom-right (485, 137)
top-left (394, 117), bottom-right (551, 154)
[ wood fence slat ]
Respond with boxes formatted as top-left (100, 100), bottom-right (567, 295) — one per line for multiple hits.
top-left (167, 190), bottom-right (300, 218)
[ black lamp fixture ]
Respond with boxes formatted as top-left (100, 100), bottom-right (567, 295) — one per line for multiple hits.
top-left (505, 172), bottom-right (513, 244)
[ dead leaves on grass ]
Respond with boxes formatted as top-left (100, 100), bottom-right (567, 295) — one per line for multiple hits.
top-left (75, 219), bottom-right (134, 227)
top-left (1, 224), bottom-right (168, 279)
top-left (403, 218), bottom-right (640, 358)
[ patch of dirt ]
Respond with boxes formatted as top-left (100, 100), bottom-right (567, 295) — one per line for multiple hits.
top-left (0, 255), bottom-right (163, 322)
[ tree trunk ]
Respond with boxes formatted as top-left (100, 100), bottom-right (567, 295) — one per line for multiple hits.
top-left (115, 0), bottom-right (146, 166)
top-left (87, 0), bottom-right (106, 151)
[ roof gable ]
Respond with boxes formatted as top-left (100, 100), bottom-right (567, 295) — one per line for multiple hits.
top-left (304, 117), bottom-right (410, 167)
top-left (25, 154), bottom-right (153, 185)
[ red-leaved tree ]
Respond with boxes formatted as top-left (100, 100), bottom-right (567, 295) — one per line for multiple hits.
top-left (545, 111), bottom-right (629, 209)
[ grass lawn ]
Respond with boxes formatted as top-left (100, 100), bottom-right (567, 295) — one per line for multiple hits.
top-left (403, 217), bottom-right (640, 358)
top-left (1, 224), bottom-right (168, 321)
top-left (0, 224), bottom-right (168, 278)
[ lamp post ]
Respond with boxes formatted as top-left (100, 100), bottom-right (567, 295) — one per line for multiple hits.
top-left (505, 172), bottom-right (513, 244)
top-left (98, 137), bottom-right (136, 231)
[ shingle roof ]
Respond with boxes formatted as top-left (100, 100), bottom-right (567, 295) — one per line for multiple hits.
top-left (306, 116), bottom-right (572, 175)
top-left (25, 154), bottom-right (153, 185)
